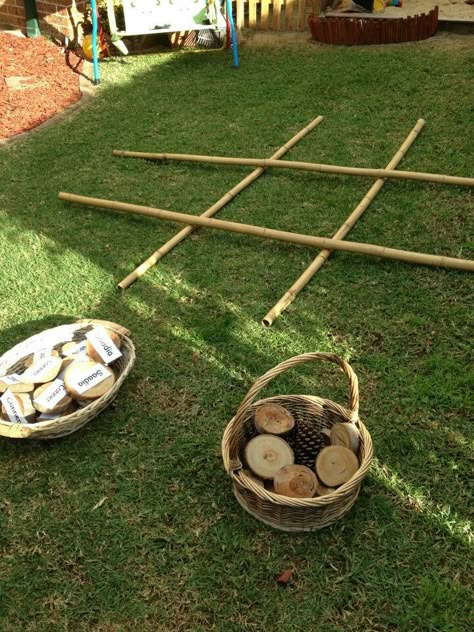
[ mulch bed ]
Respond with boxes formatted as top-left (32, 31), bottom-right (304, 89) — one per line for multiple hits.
top-left (0, 33), bottom-right (83, 140)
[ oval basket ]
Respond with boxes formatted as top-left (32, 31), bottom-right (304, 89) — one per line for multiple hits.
top-left (222, 352), bottom-right (373, 531)
top-left (0, 319), bottom-right (135, 440)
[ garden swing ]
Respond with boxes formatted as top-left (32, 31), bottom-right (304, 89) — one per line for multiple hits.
top-left (89, 0), bottom-right (239, 85)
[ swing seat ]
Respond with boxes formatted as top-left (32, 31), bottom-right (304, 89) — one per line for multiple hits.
top-left (117, 0), bottom-right (226, 37)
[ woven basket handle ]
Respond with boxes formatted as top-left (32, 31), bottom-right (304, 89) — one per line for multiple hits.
top-left (228, 353), bottom-right (359, 466)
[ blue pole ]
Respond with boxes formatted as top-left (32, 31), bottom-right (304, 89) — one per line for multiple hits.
top-left (90, 0), bottom-right (100, 85)
top-left (225, 0), bottom-right (239, 69)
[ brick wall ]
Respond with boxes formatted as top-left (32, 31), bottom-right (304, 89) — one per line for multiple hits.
top-left (0, 1), bottom-right (86, 40)
top-left (0, 1), bottom-right (26, 30)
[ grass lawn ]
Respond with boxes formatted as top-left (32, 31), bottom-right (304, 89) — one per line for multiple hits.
top-left (0, 33), bottom-right (473, 631)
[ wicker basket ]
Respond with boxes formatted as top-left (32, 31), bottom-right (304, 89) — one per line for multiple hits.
top-left (222, 352), bottom-right (373, 531)
top-left (0, 319), bottom-right (135, 440)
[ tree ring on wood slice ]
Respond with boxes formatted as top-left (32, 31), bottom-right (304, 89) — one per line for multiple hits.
top-left (0, 377), bottom-right (34, 394)
top-left (254, 403), bottom-right (295, 436)
top-left (86, 329), bottom-right (122, 364)
top-left (273, 464), bottom-right (318, 498)
top-left (33, 382), bottom-right (73, 414)
top-left (64, 361), bottom-right (116, 400)
top-left (316, 446), bottom-right (359, 488)
top-left (244, 435), bottom-right (294, 480)
top-left (24, 349), bottom-right (60, 368)
top-left (1, 393), bottom-right (36, 423)
top-left (330, 422), bottom-right (360, 453)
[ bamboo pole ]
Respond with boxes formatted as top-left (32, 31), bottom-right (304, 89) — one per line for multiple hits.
top-left (262, 118), bottom-right (426, 326)
top-left (58, 192), bottom-right (474, 273)
top-left (116, 116), bottom-right (324, 289)
top-left (112, 150), bottom-right (474, 188)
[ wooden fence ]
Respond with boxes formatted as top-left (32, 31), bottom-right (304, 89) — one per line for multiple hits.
top-left (231, 0), bottom-right (329, 32)
top-left (309, 6), bottom-right (439, 45)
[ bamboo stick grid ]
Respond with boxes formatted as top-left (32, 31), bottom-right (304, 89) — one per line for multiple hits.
top-left (118, 116), bottom-right (324, 289)
top-left (309, 7), bottom-right (439, 46)
top-left (262, 118), bottom-right (426, 326)
top-left (59, 118), bottom-right (474, 326)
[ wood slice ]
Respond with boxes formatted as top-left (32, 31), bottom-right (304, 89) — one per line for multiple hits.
top-left (33, 381), bottom-right (73, 414)
top-left (37, 401), bottom-right (77, 421)
top-left (315, 446), bottom-right (359, 488)
top-left (321, 428), bottom-right (332, 447)
top-left (61, 341), bottom-right (87, 357)
top-left (86, 329), bottom-right (122, 364)
top-left (23, 356), bottom-right (62, 384)
top-left (254, 403), bottom-right (295, 436)
top-left (241, 469), bottom-right (265, 488)
top-left (0, 377), bottom-right (34, 394)
top-left (61, 355), bottom-right (93, 372)
top-left (24, 349), bottom-right (60, 368)
top-left (330, 422), bottom-right (361, 453)
top-left (273, 465), bottom-right (318, 499)
top-left (245, 435), bottom-right (294, 480)
top-left (1, 393), bottom-right (36, 423)
top-left (315, 479), bottom-right (337, 496)
top-left (64, 361), bottom-right (115, 400)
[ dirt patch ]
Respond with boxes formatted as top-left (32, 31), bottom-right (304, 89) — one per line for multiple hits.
top-left (0, 33), bottom-right (83, 140)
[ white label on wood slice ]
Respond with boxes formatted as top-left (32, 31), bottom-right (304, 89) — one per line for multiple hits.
top-left (23, 357), bottom-right (61, 383)
top-left (0, 390), bottom-right (28, 424)
top-left (86, 327), bottom-right (122, 364)
top-left (66, 341), bottom-right (88, 356)
top-left (0, 374), bottom-right (24, 386)
top-left (71, 363), bottom-right (110, 395)
top-left (33, 346), bottom-right (53, 363)
top-left (34, 379), bottom-right (67, 411)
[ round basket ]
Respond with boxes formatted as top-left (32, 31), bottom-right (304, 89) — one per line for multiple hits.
top-left (222, 352), bottom-right (373, 531)
top-left (0, 319), bottom-right (135, 440)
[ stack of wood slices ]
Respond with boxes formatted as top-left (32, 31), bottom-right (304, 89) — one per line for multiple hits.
top-left (0, 325), bottom-right (124, 426)
top-left (244, 403), bottom-right (361, 498)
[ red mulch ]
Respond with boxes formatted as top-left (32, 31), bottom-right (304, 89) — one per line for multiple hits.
top-left (0, 33), bottom-right (83, 140)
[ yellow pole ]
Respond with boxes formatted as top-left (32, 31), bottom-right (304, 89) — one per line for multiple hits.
top-left (112, 150), bottom-right (474, 188)
top-left (262, 118), bottom-right (426, 327)
top-left (116, 116), bottom-right (324, 289)
top-left (58, 192), bottom-right (474, 273)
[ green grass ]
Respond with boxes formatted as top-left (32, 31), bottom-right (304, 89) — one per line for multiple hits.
top-left (0, 33), bottom-right (473, 631)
